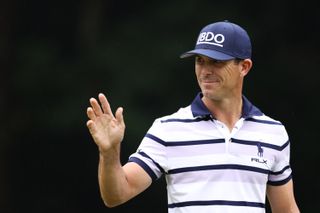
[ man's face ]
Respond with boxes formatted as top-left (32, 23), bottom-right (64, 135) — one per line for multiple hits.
top-left (195, 55), bottom-right (244, 101)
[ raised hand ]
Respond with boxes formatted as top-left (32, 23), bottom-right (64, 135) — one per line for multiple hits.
top-left (86, 93), bottom-right (125, 154)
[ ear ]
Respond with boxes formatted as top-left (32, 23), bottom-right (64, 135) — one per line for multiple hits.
top-left (240, 59), bottom-right (252, 77)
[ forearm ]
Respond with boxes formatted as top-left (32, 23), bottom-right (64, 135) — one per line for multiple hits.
top-left (271, 207), bottom-right (300, 213)
top-left (98, 146), bottom-right (132, 207)
top-left (270, 202), bottom-right (300, 213)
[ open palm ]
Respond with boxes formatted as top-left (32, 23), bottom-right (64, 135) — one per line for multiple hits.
top-left (86, 93), bottom-right (125, 153)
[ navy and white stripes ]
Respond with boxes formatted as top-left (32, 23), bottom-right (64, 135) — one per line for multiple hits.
top-left (128, 93), bottom-right (292, 213)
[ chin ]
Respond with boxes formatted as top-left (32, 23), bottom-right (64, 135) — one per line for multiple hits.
top-left (202, 91), bottom-right (221, 101)
top-left (202, 91), bottom-right (215, 98)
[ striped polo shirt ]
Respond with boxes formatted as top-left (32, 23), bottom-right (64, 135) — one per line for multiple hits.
top-left (129, 93), bottom-right (292, 213)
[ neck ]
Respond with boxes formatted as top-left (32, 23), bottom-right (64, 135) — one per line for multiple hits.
top-left (202, 95), bottom-right (243, 131)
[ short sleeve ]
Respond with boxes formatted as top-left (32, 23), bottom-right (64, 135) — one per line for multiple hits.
top-left (128, 119), bottom-right (167, 181)
top-left (268, 129), bottom-right (292, 186)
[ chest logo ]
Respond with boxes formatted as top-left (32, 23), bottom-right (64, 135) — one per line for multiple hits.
top-left (251, 143), bottom-right (267, 164)
top-left (257, 143), bottom-right (263, 157)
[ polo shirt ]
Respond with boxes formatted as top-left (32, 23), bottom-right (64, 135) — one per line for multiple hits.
top-left (129, 93), bottom-right (292, 213)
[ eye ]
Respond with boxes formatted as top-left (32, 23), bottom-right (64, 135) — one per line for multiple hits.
top-left (195, 56), bottom-right (204, 65)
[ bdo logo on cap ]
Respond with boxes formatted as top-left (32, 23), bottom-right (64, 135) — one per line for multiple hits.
top-left (196, 32), bottom-right (225, 47)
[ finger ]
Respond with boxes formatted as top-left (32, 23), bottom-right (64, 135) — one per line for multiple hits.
top-left (98, 93), bottom-right (113, 116)
top-left (115, 107), bottom-right (125, 127)
top-left (86, 120), bottom-right (97, 135)
top-left (87, 107), bottom-right (96, 121)
top-left (90, 97), bottom-right (104, 116)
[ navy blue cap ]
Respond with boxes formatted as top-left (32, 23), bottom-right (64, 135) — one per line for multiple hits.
top-left (180, 21), bottom-right (252, 60)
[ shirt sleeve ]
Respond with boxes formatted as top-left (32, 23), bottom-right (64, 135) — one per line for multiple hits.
top-left (128, 119), bottom-right (167, 181)
top-left (268, 127), bottom-right (292, 186)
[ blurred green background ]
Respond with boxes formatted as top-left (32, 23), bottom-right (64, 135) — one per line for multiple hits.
top-left (1, 0), bottom-right (319, 212)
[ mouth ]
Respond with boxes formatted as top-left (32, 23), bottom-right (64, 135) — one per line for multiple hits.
top-left (199, 77), bottom-right (221, 91)
top-left (201, 77), bottom-right (220, 84)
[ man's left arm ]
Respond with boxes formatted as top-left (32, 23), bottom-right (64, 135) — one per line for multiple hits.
top-left (267, 179), bottom-right (300, 213)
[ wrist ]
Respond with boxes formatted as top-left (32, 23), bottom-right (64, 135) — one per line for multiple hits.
top-left (98, 144), bottom-right (121, 162)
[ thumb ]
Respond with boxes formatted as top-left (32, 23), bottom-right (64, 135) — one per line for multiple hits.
top-left (115, 107), bottom-right (125, 126)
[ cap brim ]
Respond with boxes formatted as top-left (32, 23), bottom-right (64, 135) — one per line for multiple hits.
top-left (180, 49), bottom-right (235, 61)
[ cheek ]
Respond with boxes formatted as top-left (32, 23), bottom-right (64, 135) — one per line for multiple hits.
top-left (224, 67), bottom-right (240, 80)
top-left (195, 69), bottom-right (201, 80)
top-left (226, 73), bottom-right (242, 88)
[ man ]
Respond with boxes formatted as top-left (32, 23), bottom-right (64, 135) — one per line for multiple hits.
top-left (86, 20), bottom-right (300, 213)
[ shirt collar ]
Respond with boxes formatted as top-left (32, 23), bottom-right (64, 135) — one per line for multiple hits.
top-left (191, 92), bottom-right (263, 119)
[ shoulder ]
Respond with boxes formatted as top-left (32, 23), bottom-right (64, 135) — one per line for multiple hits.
top-left (153, 105), bottom-right (194, 124)
top-left (147, 105), bottom-right (202, 137)
top-left (244, 113), bottom-right (289, 147)
top-left (247, 114), bottom-right (284, 126)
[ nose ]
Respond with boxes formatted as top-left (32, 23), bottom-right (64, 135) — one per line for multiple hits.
top-left (201, 63), bottom-right (215, 75)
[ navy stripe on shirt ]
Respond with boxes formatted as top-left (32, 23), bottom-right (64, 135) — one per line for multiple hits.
top-left (128, 157), bottom-right (158, 181)
top-left (168, 199), bottom-right (265, 208)
top-left (245, 117), bottom-right (283, 125)
top-left (231, 138), bottom-right (290, 151)
top-left (268, 174), bottom-right (292, 186)
top-left (160, 116), bottom-right (212, 123)
top-left (145, 133), bottom-right (225, 147)
top-left (136, 151), bottom-right (166, 174)
top-left (168, 164), bottom-right (270, 175)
